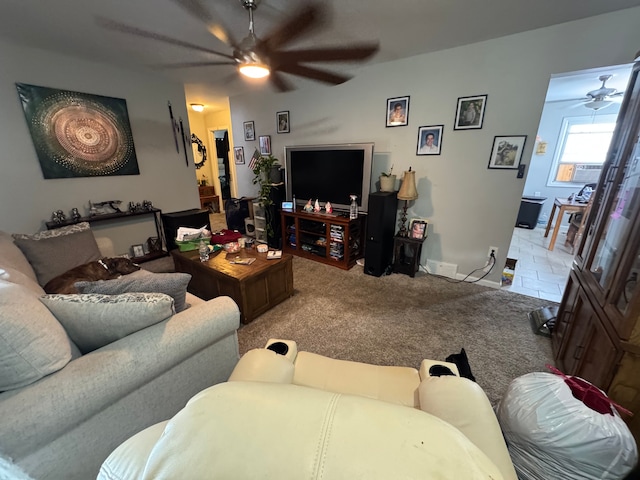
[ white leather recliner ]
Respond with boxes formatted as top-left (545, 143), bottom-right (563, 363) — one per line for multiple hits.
top-left (98, 339), bottom-right (517, 480)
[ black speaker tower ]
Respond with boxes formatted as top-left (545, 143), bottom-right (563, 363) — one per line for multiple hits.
top-left (364, 191), bottom-right (398, 276)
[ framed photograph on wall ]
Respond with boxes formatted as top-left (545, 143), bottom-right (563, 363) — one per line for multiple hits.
top-left (259, 135), bottom-right (271, 155)
top-left (234, 146), bottom-right (245, 165)
top-left (243, 121), bottom-right (255, 141)
top-left (416, 125), bottom-right (443, 155)
top-left (386, 96), bottom-right (410, 127)
top-left (409, 218), bottom-right (428, 240)
top-left (277, 111), bottom-right (290, 133)
top-left (488, 135), bottom-right (527, 169)
top-left (454, 94), bottom-right (487, 130)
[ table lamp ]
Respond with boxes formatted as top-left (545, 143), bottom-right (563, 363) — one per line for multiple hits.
top-left (397, 167), bottom-right (418, 237)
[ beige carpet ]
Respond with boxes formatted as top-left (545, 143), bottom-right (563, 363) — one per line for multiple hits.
top-left (238, 256), bottom-right (557, 404)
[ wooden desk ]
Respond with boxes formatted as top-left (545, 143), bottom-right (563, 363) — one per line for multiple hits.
top-left (544, 197), bottom-right (588, 251)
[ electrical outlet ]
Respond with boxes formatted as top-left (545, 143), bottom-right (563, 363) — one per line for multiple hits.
top-left (487, 246), bottom-right (498, 259)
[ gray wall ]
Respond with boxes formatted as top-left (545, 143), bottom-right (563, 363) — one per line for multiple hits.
top-left (0, 40), bottom-right (201, 254)
top-left (229, 7), bottom-right (640, 284)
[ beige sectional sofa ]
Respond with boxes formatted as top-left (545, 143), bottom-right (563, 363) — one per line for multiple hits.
top-left (0, 225), bottom-right (241, 480)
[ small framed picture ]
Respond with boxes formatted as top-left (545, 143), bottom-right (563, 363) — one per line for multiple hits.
top-left (416, 125), bottom-right (443, 156)
top-left (386, 96), bottom-right (410, 127)
top-left (409, 218), bottom-right (428, 240)
top-left (277, 111), bottom-right (290, 133)
top-left (488, 135), bottom-right (527, 169)
top-left (454, 95), bottom-right (487, 130)
top-left (131, 244), bottom-right (145, 258)
top-left (243, 121), bottom-right (255, 141)
top-left (234, 146), bottom-right (245, 165)
top-left (259, 135), bottom-right (271, 155)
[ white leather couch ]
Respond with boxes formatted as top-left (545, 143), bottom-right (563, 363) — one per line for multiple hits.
top-left (99, 339), bottom-right (517, 480)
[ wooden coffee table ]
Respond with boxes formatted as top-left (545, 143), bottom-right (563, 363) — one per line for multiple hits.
top-left (171, 248), bottom-right (293, 324)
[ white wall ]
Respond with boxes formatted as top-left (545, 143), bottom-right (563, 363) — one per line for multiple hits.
top-left (0, 40), bottom-right (201, 254)
top-left (228, 7), bottom-right (640, 283)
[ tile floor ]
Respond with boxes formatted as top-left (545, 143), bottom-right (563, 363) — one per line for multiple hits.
top-left (502, 225), bottom-right (575, 303)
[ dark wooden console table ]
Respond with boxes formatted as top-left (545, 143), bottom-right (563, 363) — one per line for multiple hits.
top-left (46, 208), bottom-right (167, 263)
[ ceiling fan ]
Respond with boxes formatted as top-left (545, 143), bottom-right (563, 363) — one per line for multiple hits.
top-left (580, 74), bottom-right (625, 111)
top-left (97, 0), bottom-right (379, 92)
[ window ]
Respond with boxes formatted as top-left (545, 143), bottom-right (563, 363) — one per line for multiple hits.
top-left (548, 115), bottom-right (617, 186)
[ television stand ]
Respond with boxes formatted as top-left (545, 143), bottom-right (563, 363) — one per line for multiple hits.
top-left (281, 209), bottom-right (365, 270)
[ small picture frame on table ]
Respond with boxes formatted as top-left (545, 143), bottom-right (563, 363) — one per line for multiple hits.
top-left (488, 135), bottom-right (527, 170)
top-left (277, 111), bottom-right (290, 133)
top-left (234, 146), bottom-right (245, 165)
top-left (409, 218), bottom-right (428, 240)
top-left (131, 244), bottom-right (145, 258)
top-left (243, 121), bottom-right (255, 141)
top-left (454, 94), bottom-right (487, 130)
top-left (386, 96), bottom-right (410, 127)
top-left (259, 135), bottom-right (271, 155)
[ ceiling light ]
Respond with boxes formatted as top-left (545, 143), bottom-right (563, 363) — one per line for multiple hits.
top-left (239, 62), bottom-right (270, 79)
top-left (190, 104), bottom-right (205, 112)
top-left (584, 99), bottom-right (613, 111)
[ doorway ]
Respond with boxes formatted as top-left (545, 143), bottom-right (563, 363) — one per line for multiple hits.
top-left (503, 63), bottom-right (632, 302)
top-left (213, 129), bottom-right (232, 203)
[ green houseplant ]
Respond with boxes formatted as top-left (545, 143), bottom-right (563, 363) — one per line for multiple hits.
top-left (252, 154), bottom-right (280, 238)
top-left (379, 165), bottom-right (396, 192)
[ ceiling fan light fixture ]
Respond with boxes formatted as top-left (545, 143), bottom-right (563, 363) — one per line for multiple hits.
top-left (190, 103), bottom-right (205, 112)
top-left (584, 99), bottom-right (613, 111)
top-left (239, 62), bottom-right (270, 78)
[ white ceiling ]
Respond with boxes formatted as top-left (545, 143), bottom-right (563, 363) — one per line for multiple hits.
top-left (1, 0), bottom-right (639, 111)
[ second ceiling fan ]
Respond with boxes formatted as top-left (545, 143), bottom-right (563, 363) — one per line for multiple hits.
top-left (98, 0), bottom-right (379, 92)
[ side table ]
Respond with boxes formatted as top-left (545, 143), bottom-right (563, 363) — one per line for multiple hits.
top-left (392, 235), bottom-right (425, 277)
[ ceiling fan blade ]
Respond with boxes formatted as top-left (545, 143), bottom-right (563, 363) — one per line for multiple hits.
top-left (170, 0), bottom-right (239, 48)
top-left (96, 17), bottom-right (235, 60)
top-left (272, 43), bottom-right (379, 65)
top-left (278, 64), bottom-right (350, 85)
top-left (150, 60), bottom-right (237, 69)
top-left (269, 71), bottom-right (295, 92)
top-left (260, 3), bottom-right (325, 52)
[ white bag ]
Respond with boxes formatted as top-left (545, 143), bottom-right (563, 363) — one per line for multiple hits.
top-left (497, 372), bottom-right (637, 480)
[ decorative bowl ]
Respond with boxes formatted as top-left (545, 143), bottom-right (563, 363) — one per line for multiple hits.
top-left (223, 242), bottom-right (240, 253)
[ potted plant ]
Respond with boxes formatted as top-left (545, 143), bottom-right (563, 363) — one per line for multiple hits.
top-left (252, 154), bottom-right (280, 238)
top-left (379, 165), bottom-right (396, 192)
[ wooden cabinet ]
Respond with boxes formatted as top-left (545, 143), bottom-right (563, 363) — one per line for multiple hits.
top-left (281, 209), bottom-right (365, 270)
top-left (198, 185), bottom-right (219, 213)
top-left (552, 58), bottom-right (640, 443)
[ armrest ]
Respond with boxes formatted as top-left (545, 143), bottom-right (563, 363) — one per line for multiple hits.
top-left (228, 348), bottom-right (295, 384)
top-left (418, 376), bottom-right (517, 480)
top-left (0, 296), bottom-right (240, 459)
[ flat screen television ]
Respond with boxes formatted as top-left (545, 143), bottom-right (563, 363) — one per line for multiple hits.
top-left (284, 143), bottom-right (374, 213)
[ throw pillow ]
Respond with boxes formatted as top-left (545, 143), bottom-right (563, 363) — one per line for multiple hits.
top-left (40, 293), bottom-right (175, 353)
top-left (12, 222), bottom-right (102, 287)
top-left (0, 280), bottom-right (73, 391)
top-left (75, 272), bottom-right (191, 312)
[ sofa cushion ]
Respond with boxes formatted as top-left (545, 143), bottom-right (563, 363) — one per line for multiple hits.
top-left (0, 280), bottom-right (73, 391)
top-left (40, 293), bottom-right (176, 353)
top-left (0, 231), bottom-right (38, 282)
top-left (75, 272), bottom-right (191, 312)
top-left (12, 222), bottom-right (102, 286)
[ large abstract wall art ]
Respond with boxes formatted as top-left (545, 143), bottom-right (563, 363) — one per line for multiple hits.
top-left (16, 83), bottom-right (139, 178)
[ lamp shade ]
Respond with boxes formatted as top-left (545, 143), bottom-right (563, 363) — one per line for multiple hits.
top-left (397, 170), bottom-right (418, 200)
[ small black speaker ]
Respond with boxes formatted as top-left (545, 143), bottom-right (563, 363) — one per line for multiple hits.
top-left (364, 191), bottom-right (398, 276)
